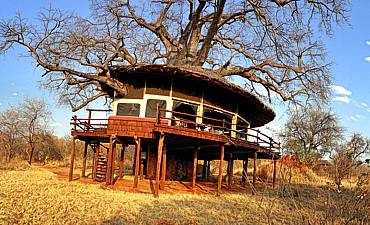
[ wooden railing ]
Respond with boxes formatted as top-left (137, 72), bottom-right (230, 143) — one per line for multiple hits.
top-left (156, 107), bottom-right (280, 152)
top-left (70, 109), bottom-right (111, 133)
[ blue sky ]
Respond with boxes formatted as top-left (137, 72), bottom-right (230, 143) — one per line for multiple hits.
top-left (0, 1), bottom-right (369, 138)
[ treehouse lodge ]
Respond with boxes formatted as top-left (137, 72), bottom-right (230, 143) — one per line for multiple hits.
top-left (69, 65), bottom-right (280, 196)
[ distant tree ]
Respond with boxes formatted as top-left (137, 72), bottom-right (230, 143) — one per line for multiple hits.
top-left (280, 108), bottom-right (343, 165)
top-left (0, 107), bottom-right (23, 162)
top-left (332, 133), bottom-right (370, 190)
top-left (0, 0), bottom-right (349, 110)
top-left (19, 98), bottom-right (50, 165)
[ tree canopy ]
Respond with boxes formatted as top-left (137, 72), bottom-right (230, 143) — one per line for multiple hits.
top-left (280, 107), bottom-right (343, 164)
top-left (0, 0), bottom-right (349, 110)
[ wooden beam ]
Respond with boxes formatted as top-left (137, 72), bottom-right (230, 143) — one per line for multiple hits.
top-left (68, 137), bottom-right (77, 181)
top-left (217, 145), bottom-right (224, 196)
top-left (192, 148), bottom-right (198, 190)
top-left (155, 134), bottom-right (165, 197)
top-left (91, 144), bottom-right (96, 179)
top-left (253, 152), bottom-right (257, 189)
top-left (119, 145), bottom-right (125, 179)
top-left (242, 159), bottom-right (248, 182)
top-left (134, 138), bottom-right (142, 188)
top-left (160, 144), bottom-right (167, 190)
top-left (228, 157), bottom-right (234, 187)
top-left (227, 158), bottom-right (232, 186)
top-left (140, 159), bottom-right (144, 180)
top-left (81, 141), bottom-right (88, 178)
top-left (93, 144), bottom-right (99, 181)
top-left (207, 160), bottom-right (211, 178)
top-left (111, 141), bottom-right (116, 185)
top-left (272, 160), bottom-right (277, 188)
top-left (106, 136), bottom-right (114, 185)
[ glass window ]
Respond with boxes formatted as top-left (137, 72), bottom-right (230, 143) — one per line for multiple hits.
top-left (116, 103), bottom-right (140, 116)
top-left (145, 99), bottom-right (167, 118)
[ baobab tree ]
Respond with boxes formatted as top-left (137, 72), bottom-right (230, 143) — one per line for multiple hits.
top-left (0, 0), bottom-right (349, 110)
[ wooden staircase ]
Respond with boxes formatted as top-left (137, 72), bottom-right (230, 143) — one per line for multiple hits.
top-left (95, 152), bottom-right (107, 182)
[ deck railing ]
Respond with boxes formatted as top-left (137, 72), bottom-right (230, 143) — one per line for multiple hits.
top-left (156, 107), bottom-right (280, 152)
top-left (70, 109), bottom-right (111, 133)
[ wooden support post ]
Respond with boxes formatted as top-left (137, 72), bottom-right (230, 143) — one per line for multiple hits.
top-left (228, 158), bottom-right (234, 187)
top-left (207, 160), bottom-right (211, 178)
top-left (242, 159), bottom-right (248, 182)
top-left (93, 145), bottom-right (99, 181)
top-left (91, 144), bottom-right (96, 179)
top-left (227, 158), bottom-right (232, 186)
top-left (217, 145), bottom-right (224, 196)
top-left (155, 134), bottom-right (165, 197)
top-left (253, 152), bottom-right (257, 188)
top-left (192, 148), bottom-right (198, 190)
top-left (82, 141), bottom-right (88, 178)
top-left (134, 138), bottom-right (141, 188)
top-left (202, 160), bottom-right (207, 179)
top-left (69, 137), bottom-right (77, 181)
top-left (111, 141), bottom-right (116, 184)
top-left (87, 110), bottom-right (92, 131)
top-left (140, 160), bottom-right (144, 180)
top-left (272, 160), bottom-right (277, 188)
top-left (160, 144), bottom-right (167, 190)
top-left (106, 137), bottom-right (114, 185)
top-left (119, 145), bottom-right (125, 179)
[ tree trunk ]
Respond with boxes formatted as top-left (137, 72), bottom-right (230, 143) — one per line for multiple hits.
top-left (28, 145), bottom-right (34, 165)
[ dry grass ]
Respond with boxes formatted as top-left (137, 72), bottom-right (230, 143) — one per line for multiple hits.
top-left (0, 163), bottom-right (369, 225)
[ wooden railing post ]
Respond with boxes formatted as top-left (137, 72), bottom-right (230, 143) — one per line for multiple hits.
top-left (87, 110), bottom-right (92, 131)
top-left (156, 104), bottom-right (160, 125)
top-left (269, 137), bottom-right (273, 150)
top-left (73, 115), bottom-right (77, 131)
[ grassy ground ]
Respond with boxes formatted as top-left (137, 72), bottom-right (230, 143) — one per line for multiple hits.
top-left (0, 162), bottom-right (369, 225)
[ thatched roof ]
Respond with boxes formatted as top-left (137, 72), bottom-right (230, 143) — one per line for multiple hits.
top-left (112, 64), bottom-right (276, 127)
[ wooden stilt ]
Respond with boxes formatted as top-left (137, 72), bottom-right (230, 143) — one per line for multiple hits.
top-left (272, 160), bottom-right (277, 188)
top-left (68, 137), bottom-right (77, 181)
top-left (93, 145), bottom-right (100, 181)
top-left (111, 140), bottom-right (116, 185)
top-left (227, 158), bottom-right (232, 186)
top-left (202, 160), bottom-right (207, 179)
top-left (106, 136), bottom-right (114, 185)
top-left (134, 138), bottom-right (141, 188)
top-left (155, 134), bottom-right (165, 197)
top-left (253, 152), bottom-right (257, 188)
top-left (160, 144), bottom-right (167, 190)
top-left (242, 159), bottom-right (248, 182)
top-left (81, 141), bottom-right (88, 178)
top-left (228, 158), bottom-right (234, 187)
top-left (192, 148), bottom-right (198, 190)
top-left (217, 145), bottom-right (224, 196)
top-left (207, 160), bottom-right (211, 178)
top-left (145, 145), bottom-right (150, 179)
top-left (119, 145), bottom-right (125, 179)
top-left (140, 159), bottom-right (144, 180)
top-left (91, 144), bottom-right (96, 179)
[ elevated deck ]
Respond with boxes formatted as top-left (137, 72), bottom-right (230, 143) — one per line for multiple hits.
top-left (69, 109), bottom-right (281, 196)
top-left (71, 109), bottom-right (280, 160)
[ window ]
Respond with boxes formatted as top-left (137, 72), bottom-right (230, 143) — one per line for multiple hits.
top-left (145, 99), bottom-right (167, 118)
top-left (116, 103), bottom-right (140, 116)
